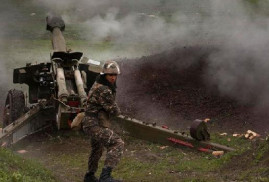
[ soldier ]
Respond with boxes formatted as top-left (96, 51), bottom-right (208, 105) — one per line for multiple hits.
top-left (83, 60), bottom-right (124, 182)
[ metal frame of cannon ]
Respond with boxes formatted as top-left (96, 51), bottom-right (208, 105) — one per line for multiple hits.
top-left (0, 15), bottom-right (101, 144)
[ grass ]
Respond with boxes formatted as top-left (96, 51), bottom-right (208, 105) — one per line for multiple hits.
top-left (254, 140), bottom-right (269, 162)
top-left (3, 126), bottom-right (264, 182)
top-left (240, 168), bottom-right (269, 182)
top-left (240, 139), bottom-right (269, 181)
top-left (4, 126), bottom-right (268, 182)
top-left (0, 148), bottom-right (56, 182)
top-left (113, 134), bottom-right (269, 182)
top-left (108, 135), bottom-right (251, 181)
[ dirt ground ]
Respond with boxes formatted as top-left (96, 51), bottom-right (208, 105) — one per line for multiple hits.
top-left (117, 45), bottom-right (269, 136)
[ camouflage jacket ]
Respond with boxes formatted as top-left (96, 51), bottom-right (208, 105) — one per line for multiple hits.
top-left (85, 75), bottom-right (120, 117)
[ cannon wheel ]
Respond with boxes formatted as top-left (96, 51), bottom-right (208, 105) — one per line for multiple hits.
top-left (2, 89), bottom-right (26, 127)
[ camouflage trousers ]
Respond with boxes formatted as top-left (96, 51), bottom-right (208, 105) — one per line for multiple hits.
top-left (82, 116), bottom-right (124, 173)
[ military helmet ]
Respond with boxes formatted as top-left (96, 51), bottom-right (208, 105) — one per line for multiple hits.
top-left (101, 60), bottom-right (121, 75)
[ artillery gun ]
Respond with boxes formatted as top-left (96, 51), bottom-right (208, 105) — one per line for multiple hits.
top-left (1, 15), bottom-right (101, 141)
top-left (0, 16), bottom-right (235, 154)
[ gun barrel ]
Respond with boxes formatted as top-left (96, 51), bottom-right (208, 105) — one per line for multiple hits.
top-left (46, 16), bottom-right (66, 52)
top-left (74, 69), bottom-right (87, 101)
top-left (56, 68), bottom-right (69, 100)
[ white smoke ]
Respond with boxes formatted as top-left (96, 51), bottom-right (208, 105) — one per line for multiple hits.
top-left (202, 0), bottom-right (269, 108)
top-left (82, 9), bottom-right (197, 49)
top-left (0, 9), bottom-right (10, 95)
top-left (11, 0), bottom-right (269, 109)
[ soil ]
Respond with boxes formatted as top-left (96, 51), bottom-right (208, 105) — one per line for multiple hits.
top-left (117, 45), bottom-right (269, 136)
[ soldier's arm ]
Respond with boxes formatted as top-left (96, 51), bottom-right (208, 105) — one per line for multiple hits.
top-left (99, 87), bottom-right (121, 116)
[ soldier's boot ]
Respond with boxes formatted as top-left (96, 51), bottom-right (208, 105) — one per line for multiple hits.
top-left (84, 172), bottom-right (98, 182)
top-left (99, 167), bottom-right (122, 182)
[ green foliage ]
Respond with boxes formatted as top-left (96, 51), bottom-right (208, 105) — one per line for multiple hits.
top-left (254, 141), bottom-right (269, 162)
top-left (0, 148), bottom-right (56, 182)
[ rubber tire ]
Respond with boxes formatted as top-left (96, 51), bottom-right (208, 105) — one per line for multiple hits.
top-left (2, 89), bottom-right (26, 127)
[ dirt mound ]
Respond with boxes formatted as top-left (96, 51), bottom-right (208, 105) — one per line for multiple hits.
top-left (117, 45), bottom-right (269, 135)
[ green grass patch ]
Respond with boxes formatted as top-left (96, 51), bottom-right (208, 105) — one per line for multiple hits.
top-left (112, 135), bottom-right (252, 181)
top-left (49, 152), bottom-right (88, 170)
top-left (240, 167), bottom-right (269, 182)
top-left (210, 133), bottom-right (251, 151)
top-left (254, 140), bottom-right (269, 162)
top-left (0, 148), bottom-right (56, 182)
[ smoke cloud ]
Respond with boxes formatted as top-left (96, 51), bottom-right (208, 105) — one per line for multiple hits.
top-left (203, 0), bottom-right (269, 109)
top-left (45, 0), bottom-right (269, 110)
top-left (0, 6), bottom-right (11, 103)
top-left (5, 0), bottom-right (269, 111)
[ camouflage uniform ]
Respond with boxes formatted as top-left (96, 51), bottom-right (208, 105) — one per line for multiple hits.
top-left (82, 75), bottom-right (124, 174)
